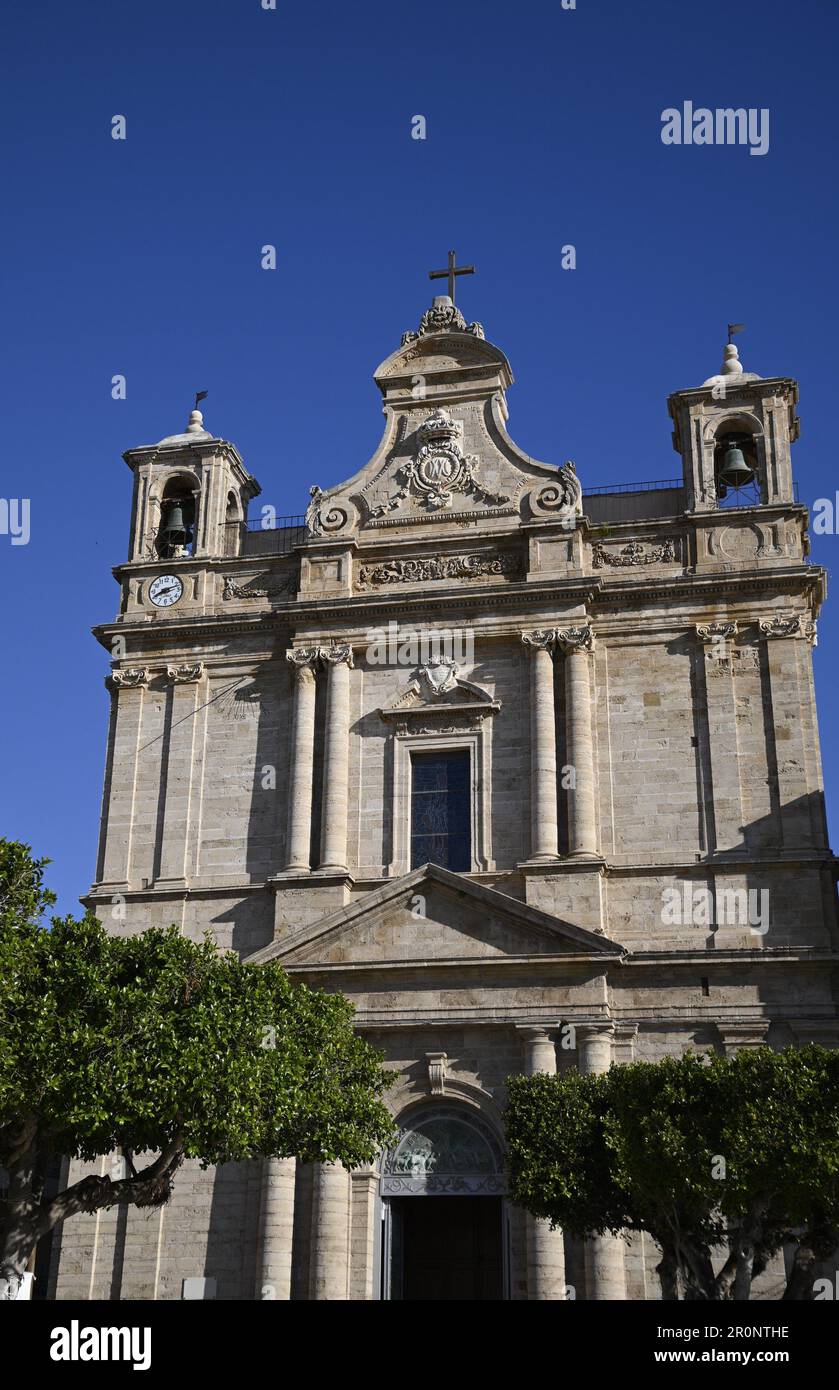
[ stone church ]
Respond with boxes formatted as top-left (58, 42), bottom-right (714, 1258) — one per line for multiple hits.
top-left (50, 282), bottom-right (837, 1300)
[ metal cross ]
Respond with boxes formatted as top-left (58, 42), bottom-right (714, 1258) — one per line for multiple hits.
top-left (428, 250), bottom-right (475, 303)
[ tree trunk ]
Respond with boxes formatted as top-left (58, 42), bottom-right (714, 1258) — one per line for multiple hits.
top-left (1, 1136), bottom-right (185, 1298)
top-left (656, 1246), bottom-right (680, 1300)
top-left (0, 1149), bottom-right (40, 1300)
top-left (784, 1238), bottom-right (818, 1300)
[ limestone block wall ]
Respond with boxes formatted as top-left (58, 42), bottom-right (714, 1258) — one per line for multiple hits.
top-left (53, 1156), bottom-right (259, 1301)
top-left (597, 638), bottom-right (702, 861)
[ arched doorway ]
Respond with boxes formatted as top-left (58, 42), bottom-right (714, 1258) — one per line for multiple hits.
top-left (380, 1105), bottom-right (508, 1300)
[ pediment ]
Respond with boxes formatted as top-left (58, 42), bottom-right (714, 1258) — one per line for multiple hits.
top-left (380, 666), bottom-right (499, 722)
top-left (248, 864), bottom-right (623, 970)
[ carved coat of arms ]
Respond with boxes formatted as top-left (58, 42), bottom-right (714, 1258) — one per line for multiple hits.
top-left (370, 409), bottom-right (509, 516)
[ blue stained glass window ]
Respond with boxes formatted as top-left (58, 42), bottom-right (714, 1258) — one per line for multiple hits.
top-left (410, 750), bottom-right (471, 871)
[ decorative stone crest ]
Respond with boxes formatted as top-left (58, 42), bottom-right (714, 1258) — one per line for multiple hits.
top-left (418, 658), bottom-right (459, 697)
top-left (357, 551), bottom-right (522, 588)
top-left (401, 299), bottom-right (485, 345)
top-left (110, 668), bottom-right (148, 688)
top-left (370, 409), bottom-right (509, 516)
top-left (593, 537), bottom-right (677, 568)
top-left (166, 663), bottom-right (203, 684)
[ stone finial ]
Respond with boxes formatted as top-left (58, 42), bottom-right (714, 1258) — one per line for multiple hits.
top-left (702, 341), bottom-right (761, 388)
top-left (186, 409), bottom-right (205, 434)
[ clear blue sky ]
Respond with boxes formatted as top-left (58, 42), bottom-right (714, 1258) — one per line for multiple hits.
top-left (2, 0), bottom-right (837, 915)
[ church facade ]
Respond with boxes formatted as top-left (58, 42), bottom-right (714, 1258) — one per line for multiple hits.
top-left (51, 290), bottom-right (838, 1300)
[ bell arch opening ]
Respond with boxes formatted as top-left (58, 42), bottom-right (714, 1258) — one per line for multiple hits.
top-left (156, 475), bottom-right (198, 558)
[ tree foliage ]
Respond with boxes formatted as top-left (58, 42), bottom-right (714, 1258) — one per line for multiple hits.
top-left (0, 840), bottom-right (395, 1296)
top-left (506, 1048), bottom-right (839, 1300)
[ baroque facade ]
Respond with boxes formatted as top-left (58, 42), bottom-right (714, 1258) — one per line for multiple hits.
top-left (51, 295), bottom-right (837, 1300)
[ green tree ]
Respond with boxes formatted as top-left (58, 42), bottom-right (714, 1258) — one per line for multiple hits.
top-left (506, 1048), bottom-right (839, 1300)
top-left (0, 840), bottom-right (395, 1298)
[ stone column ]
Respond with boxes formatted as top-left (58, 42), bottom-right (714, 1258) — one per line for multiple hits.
top-left (255, 1157), bottom-right (296, 1300)
top-left (319, 644), bottom-right (354, 873)
top-left (349, 1167), bottom-right (380, 1301)
top-left (310, 1161), bottom-right (350, 1300)
top-left (155, 663), bottom-right (204, 887)
top-left (517, 1025), bottom-right (567, 1300)
top-left (99, 671), bottom-right (147, 888)
top-left (695, 623), bottom-right (744, 852)
top-left (556, 626), bottom-right (598, 858)
top-left (759, 617), bottom-right (818, 848)
top-left (521, 631), bottom-right (559, 861)
top-left (284, 649), bottom-right (320, 872)
top-left (577, 1023), bottom-right (626, 1300)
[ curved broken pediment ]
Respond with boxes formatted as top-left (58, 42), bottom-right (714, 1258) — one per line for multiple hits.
top-left (380, 661), bottom-right (500, 726)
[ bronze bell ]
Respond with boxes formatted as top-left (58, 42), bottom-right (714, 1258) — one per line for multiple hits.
top-left (718, 440), bottom-right (753, 489)
top-left (160, 502), bottom-right (190, 550)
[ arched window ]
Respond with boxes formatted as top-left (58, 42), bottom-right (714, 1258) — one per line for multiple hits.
top-left (224, 491), bottom-right (243, 556)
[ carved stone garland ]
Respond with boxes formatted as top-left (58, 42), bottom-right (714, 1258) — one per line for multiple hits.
top-left (357, 551), bottom-right (522, 588)
top-left (592, 538), bottom-right (677, 568)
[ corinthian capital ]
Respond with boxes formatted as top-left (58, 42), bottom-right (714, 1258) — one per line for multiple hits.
top-left (521, 629), bottom-right (556, 651)
top-left (320, 643), bottom-right (354, 669)
top-left (555, 625), bottom-right (594, 654)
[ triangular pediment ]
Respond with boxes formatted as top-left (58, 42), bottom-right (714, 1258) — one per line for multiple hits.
top-left (248, 864), bottom-right (623, 970)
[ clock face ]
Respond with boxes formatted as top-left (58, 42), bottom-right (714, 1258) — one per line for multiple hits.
top-left (149, 574), bottom-right (184, 608)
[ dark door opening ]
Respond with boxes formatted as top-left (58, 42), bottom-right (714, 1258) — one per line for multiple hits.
top-left (390, 1196), bottom-right (503, 1300)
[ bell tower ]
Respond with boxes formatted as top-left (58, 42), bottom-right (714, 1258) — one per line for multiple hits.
top-left (668, 338), bottom-right (800, 511)
top-left (123, 406), bottom-right (260, 564)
